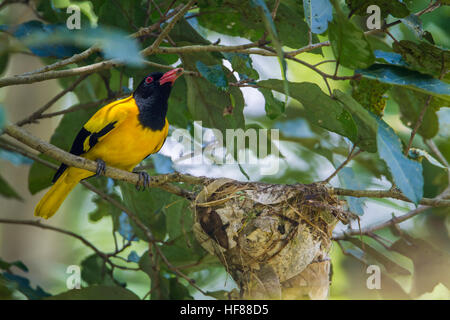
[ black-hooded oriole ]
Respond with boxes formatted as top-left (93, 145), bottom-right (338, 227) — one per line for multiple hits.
top-left (34, 68), bottom-right (184, 219)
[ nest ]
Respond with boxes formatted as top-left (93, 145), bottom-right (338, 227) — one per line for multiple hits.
top-left (192, 179), bottom-right (350, 300)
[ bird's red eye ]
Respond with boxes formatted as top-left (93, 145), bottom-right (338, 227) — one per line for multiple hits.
top-left (145, 76), bottom-right (153, 84)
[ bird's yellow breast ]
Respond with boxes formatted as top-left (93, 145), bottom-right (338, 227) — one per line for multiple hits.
top-left (84, 100), bottom-right (169, 171)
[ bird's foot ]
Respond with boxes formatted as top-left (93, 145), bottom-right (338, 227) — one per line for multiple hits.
top-left (135, 171), bottom-right (151, 191)
top-left (95, 159), bottom-right (106, 176)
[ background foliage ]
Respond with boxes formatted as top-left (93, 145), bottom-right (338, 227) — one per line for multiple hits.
top-left (0, 0), bottom-right (449, 300)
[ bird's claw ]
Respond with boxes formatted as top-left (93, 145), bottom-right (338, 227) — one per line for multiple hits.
top-left (136, 171), bottom-right (151, 191)
top-left (95, 159), bottom-right (106, 176)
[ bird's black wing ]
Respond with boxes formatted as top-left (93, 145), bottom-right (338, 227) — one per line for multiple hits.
top-left (52, 122), bottom-right (117, 182)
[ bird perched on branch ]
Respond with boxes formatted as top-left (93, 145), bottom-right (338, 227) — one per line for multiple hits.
top-left (34, 68), bottom-right (184, 219)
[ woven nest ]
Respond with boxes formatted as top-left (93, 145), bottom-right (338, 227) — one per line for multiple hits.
top-left (192, 179), bottom-right (350, 299)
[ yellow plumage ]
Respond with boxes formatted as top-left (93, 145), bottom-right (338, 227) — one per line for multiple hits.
top-left (34, 95), bottom-right (169, 219)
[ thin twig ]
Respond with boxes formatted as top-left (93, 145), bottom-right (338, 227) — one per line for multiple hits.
top-left (16, 74), bottom-right (89, 126)
top-left (38, 93), bottom-right (127, 119)
top-left (142, 0), bottom-right (194, 55)
top-left (331, 187), bottom-right (449, 207)
top-left (333, 206), bottom-right (430, 240)
top-left (404, 95), bottom-right (432, 155)
top-left (271, 0), bottom-right (281, 20)
top-left (324, 145), bottom-right (361, 183)
top-left (0, 218), bottom-right (107, 258)
top-left (21, 47), bottom-right (100, 76)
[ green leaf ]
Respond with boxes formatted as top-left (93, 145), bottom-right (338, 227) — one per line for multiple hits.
top-left (357, 64), bottom-right (450, 101)
top-left (258, 88), bottom-right (285, 119)
top-left (303, 0), bottom-right (333, 34)
top-left (0, 274), bottom-right (14, 300)
top-left (169, 278), bottom-right (193, 300)
top-left (96, 0), bottom-right (147, 33)
top-left (258, 80), bottom-right (358, 145)
top-left (1, 272), bottom-right (50, 300)
top-left (393, 40), bottom-right (450, 81)
top-left (337, 167), bottom-right (366, 215)
top-left (376, 118), bottom-right (423, 204)
top-left (6, 20), bottom-right (80, 58)
top-left (167, 77), bottom-right (191, 129)
top-left (165, 198), bottom-right (193, 241)
top-left (37, 0), bottom-right (97, 26)
top-left (333, 90), bottom-right (379, 152)
top-left (390, 87), bottom-right (442, 139)
top-left (197, 0), bottom-right (315, 49)
top-left (379, 272), bottom-right (411, 300)
top-left (374, 50), bottom-right (408, 67)
top-left (195, 62), bottom-right (228, 91)
top-left (127, 251), bottom-right (140, 263)
top-left (0, 258), bottom-right (28, 272)
top-left (81, 254), bottom-right (116, 286)
top-left (169, 19), bottom-right (245, 135)
top-left (182, 56), bottom-right (245, 134)
top-left (205, 290), bottom-right (229, 300)
top-left (222, 52), bottom-right (259, 80)
top-left (8, 18), bottom-right (141, 64)
top-left (328, 3), bottom-right (375, 69)
top-left (390, 233), bottom-right (450, 296)
top-left (400, 15), bottom-right (434, 44)
top-left (47, 285), bottom-right (139, 300)
top-left (138, 250), bottom-right (170, 300)
top-left (119, 182), bottom-right (169, 241)
top-left (0, 174), bottom-right (22, 200)
top-left (17, 22), bottom-right (143, 65)
top-left (345, 0), bottom-right (409, 18)
top-left (351, 78), bottom-right (391, 116)
top-left (409, 148), bottom-right (447, 169)
top-left (88, 193), bottom-right (122, 223)
top-left (346, 237), bottom-right (411, 275)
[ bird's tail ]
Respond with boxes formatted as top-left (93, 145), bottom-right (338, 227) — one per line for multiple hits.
top-left (34, 168), bottom-right (90, 219)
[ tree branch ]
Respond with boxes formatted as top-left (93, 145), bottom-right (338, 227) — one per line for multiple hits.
top-left (332, 206), bottom-right (430, 240)
top-left (0, 218), bottom-right (137, 271)
top-left (21, 47), bottom-right (101, 76)
top-left (16, 74), bottom-right (89, 126)
top-left (3, 124), bottom-right (449, 208)
top-left (0, 134), bottom-right (205, 294)
top-left (330, 187), bottom-right (450, 207)
top-left (141, 0), bottom-right (195, 55)
top-left (38, 93), bottom-right (128, 119)
top-left (0, 42), bottom-right (270, 88)
top-left (2, 124), bottom-right (197, 199)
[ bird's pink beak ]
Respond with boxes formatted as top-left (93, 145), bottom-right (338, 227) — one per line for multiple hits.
top-left (160, 68), bottom-right (184, 86)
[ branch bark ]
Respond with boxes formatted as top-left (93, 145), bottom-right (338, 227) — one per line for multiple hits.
top-left (332, 206), bottom-right (430, 240)
top-left (3, 124), bottom-right (449, 208)
top-left (2, 124), bottom-right (198, 199)
top-left (330, 187), bottom-right (450, 207)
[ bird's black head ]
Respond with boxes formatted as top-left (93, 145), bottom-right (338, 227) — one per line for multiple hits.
top-left (133, 68), bottom-right (183, 130)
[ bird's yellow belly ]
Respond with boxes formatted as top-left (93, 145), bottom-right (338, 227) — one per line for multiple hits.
top-left (85, 116), bottom-right (168, 171)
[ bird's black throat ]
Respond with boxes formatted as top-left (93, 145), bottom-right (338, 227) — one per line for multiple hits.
top-left (133, 87), bottom-right (170, 131)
